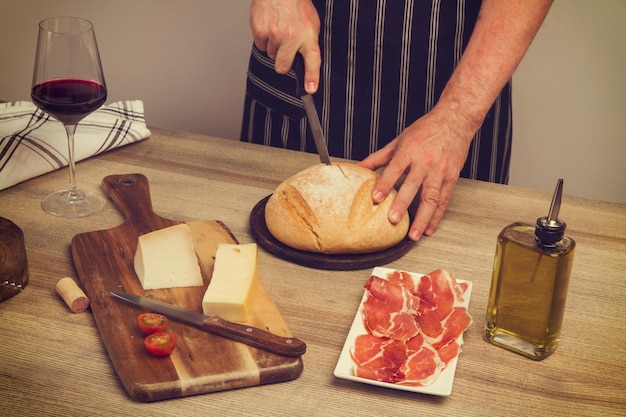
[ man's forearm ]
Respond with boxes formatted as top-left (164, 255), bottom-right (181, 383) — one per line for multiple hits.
top-left (437, 0), bottom-right (554, 136)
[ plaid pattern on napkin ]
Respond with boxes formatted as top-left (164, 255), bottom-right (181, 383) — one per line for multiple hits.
top-left (0, 100), bottom-right (151, 190)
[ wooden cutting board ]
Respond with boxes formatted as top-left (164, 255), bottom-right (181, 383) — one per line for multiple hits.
top-left (71, 174), bottom-right (303, 402)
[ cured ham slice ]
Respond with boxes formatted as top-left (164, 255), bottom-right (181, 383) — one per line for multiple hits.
top-left (437, 339), bottom-right (462, 366)
top-left (351, 334), bottom-right (407, 383)
top-left (386, 270), bottom-right (419, 293)
top-left (352, 269), bottom-right (473, 387)
top-left (422, 306), bottom-right (473, 351)
top-left (416, 269), bottom-right (467, 316)
top-left (399, 334), bottom-right (444, 386)
top-left (362, 275), bottom-right (421, 342)
top-left (365, 274), bottom-right (420, 313)
top-left (415, 270), bottom-right (471, 349)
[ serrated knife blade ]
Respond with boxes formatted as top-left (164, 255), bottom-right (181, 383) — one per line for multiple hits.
top-left (293, 53), bottom-right (331, 165)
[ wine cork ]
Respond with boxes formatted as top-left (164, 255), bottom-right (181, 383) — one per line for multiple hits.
top-left (56, 277), bottom-right (89, 313)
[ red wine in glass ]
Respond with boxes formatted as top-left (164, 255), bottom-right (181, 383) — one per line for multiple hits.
top-left (31, 17), bottom-right (107, 218)
top-left (31, 79), bottom-right (107, 126)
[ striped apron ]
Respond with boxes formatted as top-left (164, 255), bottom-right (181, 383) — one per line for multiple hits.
top-left (241, 0), bottom-right (511, 184)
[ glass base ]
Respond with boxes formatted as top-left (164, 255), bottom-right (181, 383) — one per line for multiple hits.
top-left (484, 328), bottom-right (556, 361)
top-left (42, 189), bottom-right (103, 218)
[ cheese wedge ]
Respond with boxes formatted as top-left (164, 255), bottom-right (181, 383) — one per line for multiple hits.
top-left (134, 224), bottom-right (203, 290)
top-left (202, 243), bottom-right (260, 322)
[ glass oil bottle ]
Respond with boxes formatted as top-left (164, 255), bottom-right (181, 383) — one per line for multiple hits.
top-left (484, 179), bottom-right (575, 360)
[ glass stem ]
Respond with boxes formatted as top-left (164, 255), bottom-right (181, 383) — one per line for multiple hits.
top-left (64, 123), bottom-right (79, 198)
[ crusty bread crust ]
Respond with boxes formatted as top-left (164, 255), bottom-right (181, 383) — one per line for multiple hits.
top-left (265, 163), bottom-right (409, 254)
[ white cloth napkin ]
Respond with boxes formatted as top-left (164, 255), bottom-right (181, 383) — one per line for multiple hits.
top-left (0, 100), bottom-right (151, 190)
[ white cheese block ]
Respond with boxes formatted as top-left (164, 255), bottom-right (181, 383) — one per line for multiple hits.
top-left (134, 224), bottom-right (203, 290)
top-left (202, 243), bottom-right (260, 323)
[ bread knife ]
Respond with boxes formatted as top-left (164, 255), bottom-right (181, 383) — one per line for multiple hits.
top-left (111, 291), bottom-right (306, 357)
top-left (293, 53), bottom-right (331, 165)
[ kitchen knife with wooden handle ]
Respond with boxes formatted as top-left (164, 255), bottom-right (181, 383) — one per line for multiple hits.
top-left (111, 291), bottom-right (306, 358)
top-left (293, 53), bottom-right (331, 165)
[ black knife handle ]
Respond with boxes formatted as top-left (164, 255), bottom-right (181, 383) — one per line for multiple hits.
top-left (293, 53), bottom-right (307, 98)
top-left (201, 316), bottom-right (306, 358)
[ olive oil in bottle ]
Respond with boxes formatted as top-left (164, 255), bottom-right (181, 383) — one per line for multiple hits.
top-left (484, 179), bottom-right (575, 360)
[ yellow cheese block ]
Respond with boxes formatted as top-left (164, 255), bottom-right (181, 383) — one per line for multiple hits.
top-left (202, 243), bottom-right (260, 322)
top-left (134, 224), bottom-right (203, 290)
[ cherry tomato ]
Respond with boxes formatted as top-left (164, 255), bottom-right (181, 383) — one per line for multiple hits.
top-left (137, 313), bottom-right (169, 335)
top-left (144, 332), bottom-right (177, 356)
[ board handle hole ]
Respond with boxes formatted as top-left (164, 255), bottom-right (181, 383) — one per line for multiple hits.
top-left (119, 177), bottom-right (136, 186)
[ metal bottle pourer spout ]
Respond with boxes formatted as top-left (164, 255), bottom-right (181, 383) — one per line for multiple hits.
top-left (547, 178), bottom-right (563, 226)
top-left (535, 179), bottom-right (566, 247)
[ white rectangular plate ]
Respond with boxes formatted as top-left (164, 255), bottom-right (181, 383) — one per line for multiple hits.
top-left (333, 267), bottom-right (473, 396)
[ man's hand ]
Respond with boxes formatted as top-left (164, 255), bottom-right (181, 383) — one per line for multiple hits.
top-left (359, 107), bottom-right (473, 241)
top-left (360, 0), bottom-right (553, 241)
top-left (250, 0), bottom-right (321, 94)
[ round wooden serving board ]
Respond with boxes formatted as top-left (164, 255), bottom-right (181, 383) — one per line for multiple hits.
top-left (249, 195), bottom-right (415, 271)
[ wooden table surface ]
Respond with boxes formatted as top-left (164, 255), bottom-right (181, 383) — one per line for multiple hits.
top-left (1, 128), bottom-right (625, 416)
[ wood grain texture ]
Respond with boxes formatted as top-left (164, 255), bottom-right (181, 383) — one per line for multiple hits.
top-left (71, 174), bottom-right (302, 402)
top-left (1, 129), bottom-right (624, 416)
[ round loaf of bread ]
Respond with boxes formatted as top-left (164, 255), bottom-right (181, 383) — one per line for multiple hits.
top-left (264, 163), bottom-right (409, 254)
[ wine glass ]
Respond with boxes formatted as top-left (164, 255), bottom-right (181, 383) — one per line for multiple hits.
top-left (31, 17), bottom-right (107, 218)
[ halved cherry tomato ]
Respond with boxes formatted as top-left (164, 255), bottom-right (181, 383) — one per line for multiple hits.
top-left (137, 313), bottom-right (169, 335)
top-left (144, 332), bottom-right (177, 356)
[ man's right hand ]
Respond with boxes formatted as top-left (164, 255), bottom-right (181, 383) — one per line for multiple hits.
top-left (250, 0), bottom-right (322, 94)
